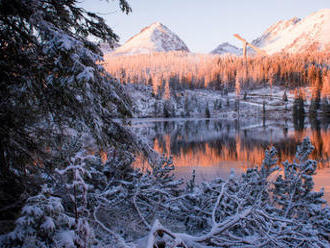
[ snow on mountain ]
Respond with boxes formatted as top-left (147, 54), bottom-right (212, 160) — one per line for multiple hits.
top-left (252, 9), bottom-right (330, 54)
top-left (113, 22), bottom-right (189, 55)
top-left (210, 42), bottom-right (241, 55)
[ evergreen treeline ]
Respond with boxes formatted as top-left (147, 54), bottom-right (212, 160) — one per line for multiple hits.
top-left (105, 52), bottom-right (330, 97)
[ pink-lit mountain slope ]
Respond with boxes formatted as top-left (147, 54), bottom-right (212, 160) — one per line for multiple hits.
top-left (113, 22), bottom-right (189, 55)
top-left (252, 9), bottom-right (330, 54)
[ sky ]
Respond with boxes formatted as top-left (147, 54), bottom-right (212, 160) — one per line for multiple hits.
top-left (79, 0), bottom-right (330, 53)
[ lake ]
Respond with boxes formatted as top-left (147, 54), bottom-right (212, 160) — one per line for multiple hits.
top-left (131, 118), bottom-right (330, 202)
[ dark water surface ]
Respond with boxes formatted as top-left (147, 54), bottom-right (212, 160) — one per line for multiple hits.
top-left (131, 118), bottom-right (330, 202)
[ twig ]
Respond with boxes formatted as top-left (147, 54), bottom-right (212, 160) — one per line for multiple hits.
top-left (212, 182), bottom-right (225, 226)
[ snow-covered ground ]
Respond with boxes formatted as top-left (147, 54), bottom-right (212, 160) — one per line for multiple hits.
top-left (126, 83), bottom-right (297, 120)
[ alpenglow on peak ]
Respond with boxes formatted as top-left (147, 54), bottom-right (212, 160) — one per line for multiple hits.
top-left (113, 22), bottom-right (190, 55)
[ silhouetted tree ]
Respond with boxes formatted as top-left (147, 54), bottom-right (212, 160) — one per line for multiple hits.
top-left (205, 104), bottom-right (211, 118)
top-left (320, 98), bottom-right (330, 119)
top-left (293, 94), bottom-right (305, 130)
top-left (282, 91), bottom-right (288, 102)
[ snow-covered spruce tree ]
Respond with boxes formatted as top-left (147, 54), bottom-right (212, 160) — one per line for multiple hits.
top-left (0, 136), bottom-right (100, 247)
top-left (0, 0), bottom-right (133, 231)
top-left (0, 185), bottom-right (76, 248)
top-left (55, 150), bottom-right (94, 248)
top-left (0, 0), bottom-right (132, 172)
top-left (1, 134), bottom-right (165, 247)
top-left (272, 137), bottom-right (329, 240)
top-left (146, 142), bottom-right (329, 247)
top-left (168, 148), bottom-right (278, 237)
top-left (93, 152), bottom-right (183, 244)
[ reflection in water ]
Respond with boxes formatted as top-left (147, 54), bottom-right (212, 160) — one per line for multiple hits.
top-left (132, 118), bottom-right (330, 201)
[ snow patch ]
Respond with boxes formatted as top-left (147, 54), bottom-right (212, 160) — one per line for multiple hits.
top-left (56, 230), bottom-right (75, 247)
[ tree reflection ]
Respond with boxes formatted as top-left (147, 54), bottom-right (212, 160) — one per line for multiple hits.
top-left (133, 119), bottom-right (329, 169)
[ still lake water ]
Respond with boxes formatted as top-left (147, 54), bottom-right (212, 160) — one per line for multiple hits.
top-left (131, 118), bottom-right (330, 202)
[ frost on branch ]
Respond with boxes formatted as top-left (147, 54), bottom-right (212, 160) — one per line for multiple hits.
top-left (1, 137), bottom-right (329, 247)
top-left (146, 140), bottom-right (329, 248)
top-left (93, 152), bottom-right (183, 243)
top-left (272, 137), bottom-right (328, 240)
top-left (0, 185), bottom-right (75, 248)
top-left (55, 145), bottom-right (96, 248)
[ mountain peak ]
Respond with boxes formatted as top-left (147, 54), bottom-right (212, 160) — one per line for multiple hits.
top-left (113, 22), bottom-right (189, 55)
top-left (139, 22), bottom-right (165, 34)
top-left (313, 8), bottom-right (330, 15)
top-left (252, 9), bottom-right (330, 54)
top-left (150, 21), bottom-right (163, 27)
top-left (210, 42), bottom-right (241, 55)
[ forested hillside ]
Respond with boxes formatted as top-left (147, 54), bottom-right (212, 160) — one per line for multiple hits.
top-left (104, 52), bottom-right (330, 120)
top-left (104, 52), bottom-right (330, 97)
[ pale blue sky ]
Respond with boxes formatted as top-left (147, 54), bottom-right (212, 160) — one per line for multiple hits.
top-left (79, 0), bottom-right (329, 53)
